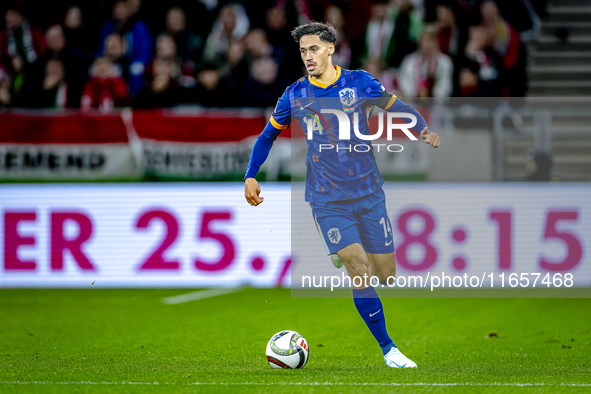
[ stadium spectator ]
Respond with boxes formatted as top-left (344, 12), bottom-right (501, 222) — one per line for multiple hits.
top-left (193, 62), bottom-right (228, 107)
top-left (240, 57), bottom-right (288, 108)
top-left (451, 0), bottom-right (482, 26)
top-left (244, 28), bottom-right (288, 77)
top-left (259, 0), bottom-right (311, 28)
top-left (127, 0), bottom-right (142, 16)
top-left (324, 5), bottom-right (351, 69)
top-left (42, 25), bottom-right (67, 63)
top-left (153, 33), bottom-right (196, 88)
top-left (64, 6), bottom-right (82, 31)
top-left (362, 58), bottom-right (397, 93)
top-left (457, 67), bottom-right (479, 97)
top-left (245, 29), bottom-right (290, 85)
top-left (363, 0), bottom-right (393, 65)
top-left (264, 5), bottom-right (304, 79)
top-left (0, 0), bottom-right (540, 107)
top-left (24, 58), bottom-right (68, 109)
top-left (0, 7), bottom-right (46, 71)
top-left (96, 0), bottom-right (152, 97)
top-left (399, 31), bottom-right (453, 97)
top-left (0, 68), bottom-right (11, 106)
top-left (480, 0), bottom-right (526, 96)
top-left (31, 25), bottom-right (85, 107)
top-left (245, 29), bottom-right (275, 60)
top-left (202, 4), bottom-right (250, 64)
top-left (62, 6), bottom-right (94, 69)
top-left (457, 25), bottom-right (504, 97)
top-left (0, 6), bottom-right (46, 107)
top-left (81, 57), bottom-right (130, 112)
top-left (135, 57), bottom-right (188, 108)
top-left (337, 0), bottom-right (372, 69)
top-left (337, 0), bottom-right (372, 38)
top-left (104, 33), bottom-right (124, 65)
top-left (362, 0), bottom-right (422, 68)
top-left (102, 32), bottom-right (135, 94)
top-left (433, 3), bottom-right (469, 99)
top-left (264, 6), bottom-right (291, 50)
top-left (480, 1), bottom-right (519, 71)
top-left (433, 4), bottom-right (462, 58)
top-left (526, 149), bottom-right (552, 182)
top-left (165, 7), bottom-right (204, 65)
top-left (222, 40), bottom-right (249, 87)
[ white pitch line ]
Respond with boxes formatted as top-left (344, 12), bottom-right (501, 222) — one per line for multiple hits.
top-left (1, 382), bottom-right (591, 386)
top-left (161, 288), bottom-right (240, 305)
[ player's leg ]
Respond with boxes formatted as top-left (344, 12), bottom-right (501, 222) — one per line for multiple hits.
top-left (357, 190), bottom-right (417, 368)
top-left (335, 242), bottom-right (372, 288)
top-left (366, 251), bottom-right (396, 285)
top-left (311, 197), bottom-right (415, 367)
top-left (365, 251), bottom-right (416, 367)
top-left (336, 243), bottom-right (398, 362)
top-left (340, 244), bottom-right (396, 357)
top-left (311, 202), bottom-right (394, 361)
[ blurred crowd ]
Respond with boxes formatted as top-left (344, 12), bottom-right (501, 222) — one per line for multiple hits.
top-left (0, 0), bottom-right (543, 111)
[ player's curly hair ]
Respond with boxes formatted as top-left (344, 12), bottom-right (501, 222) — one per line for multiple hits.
top-left (291, 21), bottom-right (337, 44)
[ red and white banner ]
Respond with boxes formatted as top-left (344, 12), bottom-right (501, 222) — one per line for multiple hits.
top-left (0, 111), bottom-right (142, 180)
top-left (0, 109), bottom-right (291, 181)
top-left (133, 109), bottom-right (289, 180)
top-left (0, 109), bottom-right (427, 182)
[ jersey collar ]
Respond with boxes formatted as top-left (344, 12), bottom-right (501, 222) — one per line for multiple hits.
top-left (308, 65), bottom-right (341, 89)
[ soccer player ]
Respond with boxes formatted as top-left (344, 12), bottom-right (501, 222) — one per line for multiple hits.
top-left (244, 22), bottom-right (440, 368)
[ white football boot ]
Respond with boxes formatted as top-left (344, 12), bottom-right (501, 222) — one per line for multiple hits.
top-left (330, 254), bottom-right (344, 268)
top-left (384, 347), bottom-right (417, 368)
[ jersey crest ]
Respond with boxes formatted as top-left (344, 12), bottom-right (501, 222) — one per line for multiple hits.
top-left (328, 228), bottom-right (341, 244)
top-left (339, 87), bottom-right (356, 106)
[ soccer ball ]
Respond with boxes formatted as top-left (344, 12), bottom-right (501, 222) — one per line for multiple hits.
top-left (265, 330), bottom-right (309, 369)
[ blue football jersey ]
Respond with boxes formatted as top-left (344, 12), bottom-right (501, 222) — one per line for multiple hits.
top-left (245, 65), bottom-right (429, 203)
top-left (273, 66), bottom-right (390, 202)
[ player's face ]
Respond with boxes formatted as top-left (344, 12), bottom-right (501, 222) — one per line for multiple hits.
top-left (299, 35), bottom-right (333, 77)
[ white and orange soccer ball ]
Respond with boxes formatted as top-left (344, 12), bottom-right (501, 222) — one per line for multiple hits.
top-left (265, 330), bottom-right (309, 369)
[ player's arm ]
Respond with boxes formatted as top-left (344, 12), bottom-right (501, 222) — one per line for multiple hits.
top-left (244, 89), bottom-right (291, 206)
top-left (375, 91), bottom-right (440, 148)
top-left (244, 118), bottom-right (288, 206)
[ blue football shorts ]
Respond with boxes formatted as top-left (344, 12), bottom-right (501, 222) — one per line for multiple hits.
top-left (310, 188), bottom-right (395, 256)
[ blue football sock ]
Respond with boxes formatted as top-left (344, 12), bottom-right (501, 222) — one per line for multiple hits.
top-left (352, 287), bottom-right (396, 355)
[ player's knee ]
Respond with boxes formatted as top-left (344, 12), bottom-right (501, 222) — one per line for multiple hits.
top-left (349, 266), bottom-right (372, 280)
top-left (344, 258), bottom-right (371, 279)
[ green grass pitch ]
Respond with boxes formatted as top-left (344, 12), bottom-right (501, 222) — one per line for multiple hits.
top-left (0, 288), bottom-right (589, 393)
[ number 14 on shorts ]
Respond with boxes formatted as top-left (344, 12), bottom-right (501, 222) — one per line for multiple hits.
top-left (379, 216), bottom-right (393, 246)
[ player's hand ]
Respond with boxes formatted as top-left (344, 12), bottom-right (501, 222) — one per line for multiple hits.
top-left (420, 128), bottom-right (441, 148)
top-left (245, 178), bottom-right (264, 206)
